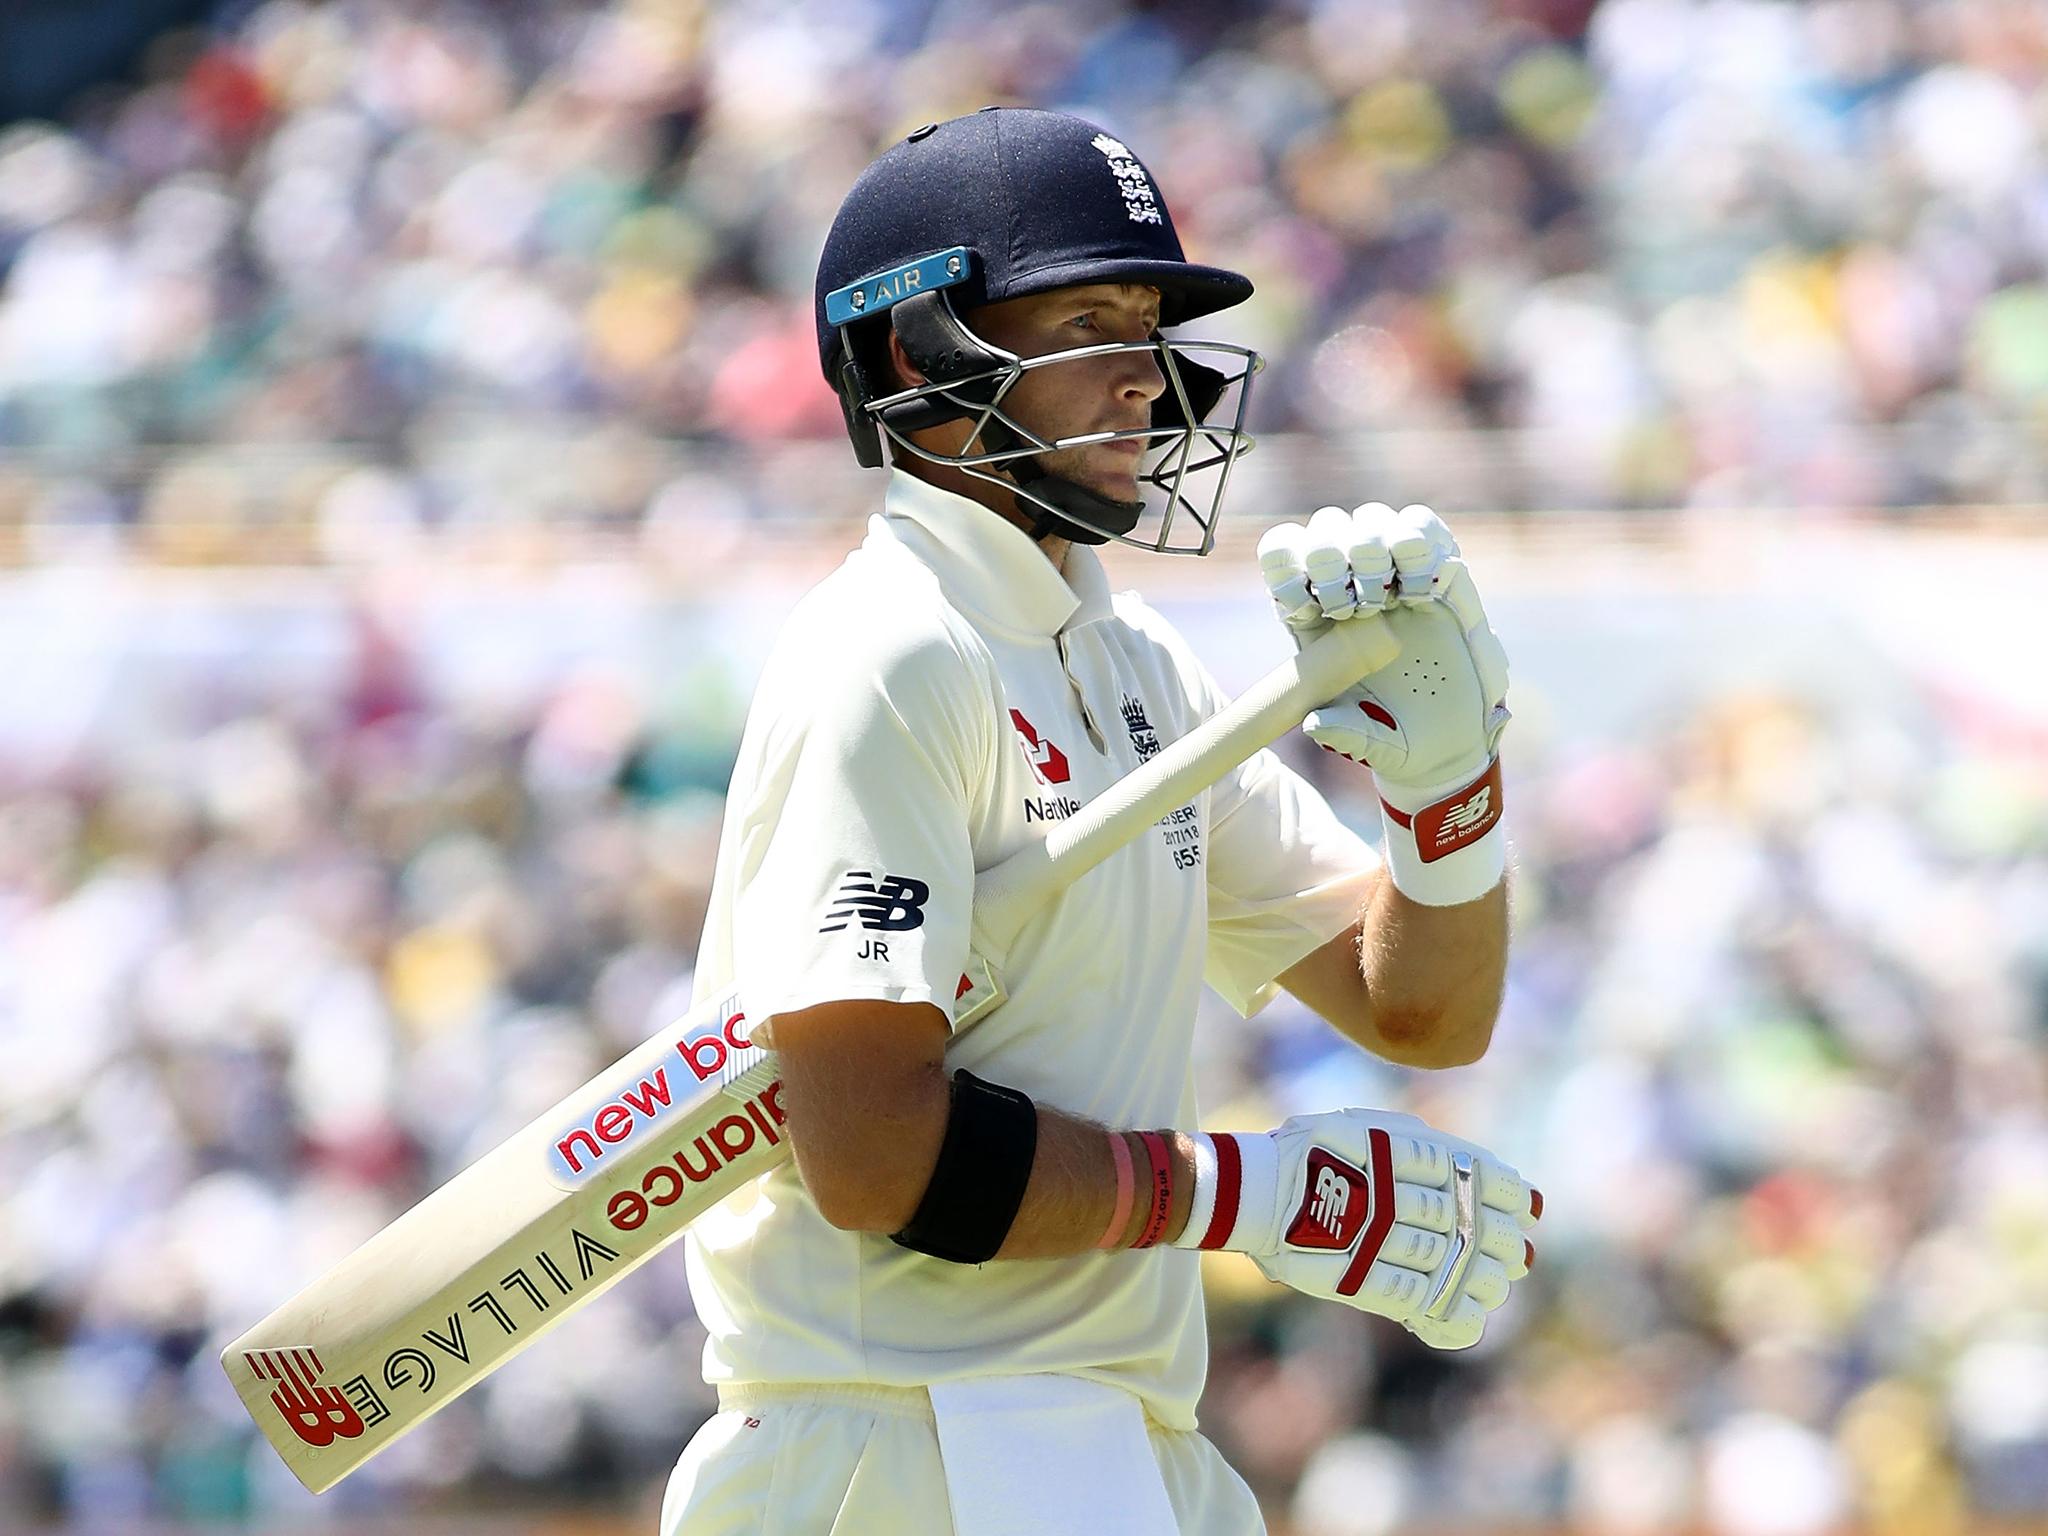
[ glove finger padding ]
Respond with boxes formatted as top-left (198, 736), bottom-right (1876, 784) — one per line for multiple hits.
top-left (1258, 506), bottom-right (1406, 638)
top-left (1392, 1219), bottom-right (1533, 1284)
top-left (1300, 1253), bottom-right (1434, 1317)
top-left (1455, 1252), bottom-right (1513, 1311)
top-left (1378, 1220), bottom-right (1454, 1275)
top-left (1487, 1208), bottom-right (1535, 1276)
top-left (1378, 1121), bottom-right (1536, 1223)
top-left (1388, 503), bottom-right (1457, 603)
top-left (1391, 1195), bottom-right (1535, 1273)
top-left (1256, 521), bottom-right (1324, 635)
top-left (1305, 504), bottom-right (1367, 620)
top-left (1341, 503), bottom-right (1397, 612)
top-left (1402, 1295), bottom-right (1489, 1352)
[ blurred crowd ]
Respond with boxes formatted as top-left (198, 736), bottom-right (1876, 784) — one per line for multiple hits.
top-left (1, 0), bottom-right (2046, 561)
top-left (1, 580), bottom-right (2045, 1533)
top-left (3, 0), bottom-right (2048, 1532)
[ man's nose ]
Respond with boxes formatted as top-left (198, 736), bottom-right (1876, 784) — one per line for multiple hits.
top-left (1117, 343), bottom-right (1166, 404)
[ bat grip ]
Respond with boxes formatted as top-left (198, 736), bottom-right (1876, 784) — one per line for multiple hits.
top-left (969, 614), bottom-right (1397, 961)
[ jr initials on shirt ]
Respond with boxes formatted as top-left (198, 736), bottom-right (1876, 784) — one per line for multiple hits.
top-left (821, 871), bottom-right (929, 964)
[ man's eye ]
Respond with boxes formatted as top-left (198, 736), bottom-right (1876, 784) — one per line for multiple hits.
top-left (1068, 313), bottom-right (1098, 329)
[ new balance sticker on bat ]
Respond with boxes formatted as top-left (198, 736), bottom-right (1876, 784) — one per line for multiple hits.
top-left (820, 871), bottom-right (930, 933)
top-left (244, 1348), bottom-right (366, 1448)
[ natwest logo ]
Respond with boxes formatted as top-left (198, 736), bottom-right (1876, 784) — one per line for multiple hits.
top-left (1025, 794), bottom-right (1082, 823)
top-left (1009, 709), bottom-right (1071, 785)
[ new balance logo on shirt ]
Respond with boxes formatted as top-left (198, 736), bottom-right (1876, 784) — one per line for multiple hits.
top-left (819, 871), bottom-right (930, 932)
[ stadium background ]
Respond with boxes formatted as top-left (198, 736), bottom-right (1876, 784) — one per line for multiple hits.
top-left (1, 1), bottom-right (2045, 1533)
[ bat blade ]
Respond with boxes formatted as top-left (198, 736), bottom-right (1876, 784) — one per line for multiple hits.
top-left (222, 993), bottom-right (784, 1492)
top-left (223, 614), bottom-right (1395, 1491)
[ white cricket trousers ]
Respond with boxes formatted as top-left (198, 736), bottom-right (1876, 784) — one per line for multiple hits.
top-left (661, 1381), bottom-right (1267, 1535)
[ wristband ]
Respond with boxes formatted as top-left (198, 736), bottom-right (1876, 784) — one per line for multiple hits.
top-left (1130, 1131), bottom-right (1174, 1249)
top-left (1097, 1132), bottom-right (1135, 1250)
top-left (1171, 1134), bottom-right (1219, 1250)
top-left (1376, 756), bottom-right (1506, 906)
top-left (1181, 1131), bottom-right (1279, 1255)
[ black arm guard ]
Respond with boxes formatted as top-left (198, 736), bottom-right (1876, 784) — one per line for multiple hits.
top-left (890, 1069), bottom-right (1039, 1265)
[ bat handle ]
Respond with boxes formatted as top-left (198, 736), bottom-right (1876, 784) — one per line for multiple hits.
top-left (968, 614), bottom-right (1397, 962)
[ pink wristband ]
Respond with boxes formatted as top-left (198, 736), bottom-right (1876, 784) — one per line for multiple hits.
top-left (1132, 1131), bottom-right (1175, 1249)
top-left (1097, 1131), bottom-right (1135, 1249)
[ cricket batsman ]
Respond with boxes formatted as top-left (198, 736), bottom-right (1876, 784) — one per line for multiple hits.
top-left (664, 108), bottom-right (1538, 1535)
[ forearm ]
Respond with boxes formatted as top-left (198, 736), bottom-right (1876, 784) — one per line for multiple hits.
top-left (1352, 872), bottom-right (1508, 1067)
top-left (773, 995), bottom-right (1211, 1259)
top-left (994, 1110), bottom-right (1196, 1260)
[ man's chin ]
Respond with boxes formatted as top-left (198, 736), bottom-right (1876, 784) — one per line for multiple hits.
top-left (1063, 457), bottom-right (1146, 507)
top-left (1012, 451), bottom-right (1145, 518)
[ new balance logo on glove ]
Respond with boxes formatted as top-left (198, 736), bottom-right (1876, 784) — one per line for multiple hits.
top-left (1439, 784), bottom-right (1491, 837)
top-left (1284, 1148), bottom-right (1373, 1252)
top-left (1383, 757), bottom-right (1505, 865)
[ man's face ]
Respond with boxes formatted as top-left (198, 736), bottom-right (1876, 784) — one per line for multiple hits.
top-left (965, 282), bottom-right (1166, 504)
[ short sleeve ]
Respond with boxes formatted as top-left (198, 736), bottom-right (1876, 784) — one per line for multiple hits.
top-left (1203, 742), bottom-right (1380, 1017)
top-left (1134, 619), bottom-right (1377, 1018)
top-left (728, 604), bottom-right (988, 1027)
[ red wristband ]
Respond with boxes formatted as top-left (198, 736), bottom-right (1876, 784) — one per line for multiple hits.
top-left (1199, 1132), bottom-right (1244, 1251)
top-left (1131, 1131), bottom-right (1174, 1249)
top-left (1097, 1132), bottom-right (1135, 1250)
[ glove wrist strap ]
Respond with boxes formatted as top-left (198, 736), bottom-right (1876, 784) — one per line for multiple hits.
top-left (1171, 1131), bottom-right (1281, 1254)
top-left (1172, 1133), bottom-right (1219, 1249)
top-left (1376, 756), bottom-right (1507, 907)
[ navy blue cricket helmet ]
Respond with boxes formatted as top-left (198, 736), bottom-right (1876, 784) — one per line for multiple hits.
top-left (814, 107), bottom-right (1262, 555)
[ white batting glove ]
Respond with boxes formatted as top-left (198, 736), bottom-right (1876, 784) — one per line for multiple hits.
top-left (1257, 503), bottom-right (1511, 905)
top-left (1173, 1108), bottom-right (1541, 1350)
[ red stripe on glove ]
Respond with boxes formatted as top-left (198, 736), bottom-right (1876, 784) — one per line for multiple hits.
top-left (1334, 1127), bottom-right (1398, 1297)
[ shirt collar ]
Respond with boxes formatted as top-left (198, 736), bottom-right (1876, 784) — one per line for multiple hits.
top-left (879, 469), bottom-right (1115, 637)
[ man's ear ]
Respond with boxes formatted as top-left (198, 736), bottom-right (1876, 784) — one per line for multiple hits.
top-left (884, 327), bottom-right (927, 392)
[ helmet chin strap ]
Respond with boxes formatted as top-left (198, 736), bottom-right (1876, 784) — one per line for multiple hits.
top-left (969, 418), bottom-right (1144, 547)
top-left (1005, 457), bottom-right (1144, 547)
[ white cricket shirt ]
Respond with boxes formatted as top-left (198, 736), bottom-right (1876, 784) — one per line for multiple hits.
top-left (684, 470), bottom-right (1378, 1430)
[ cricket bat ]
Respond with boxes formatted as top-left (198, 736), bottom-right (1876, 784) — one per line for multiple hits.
top-left (222, 614), bottom-right (1398, 1492)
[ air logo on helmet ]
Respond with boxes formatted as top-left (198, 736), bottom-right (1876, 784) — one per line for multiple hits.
top-left (1089, 134), bottom-right (1163, 226)
top-left (824, 246), bottom-right (973, 327)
